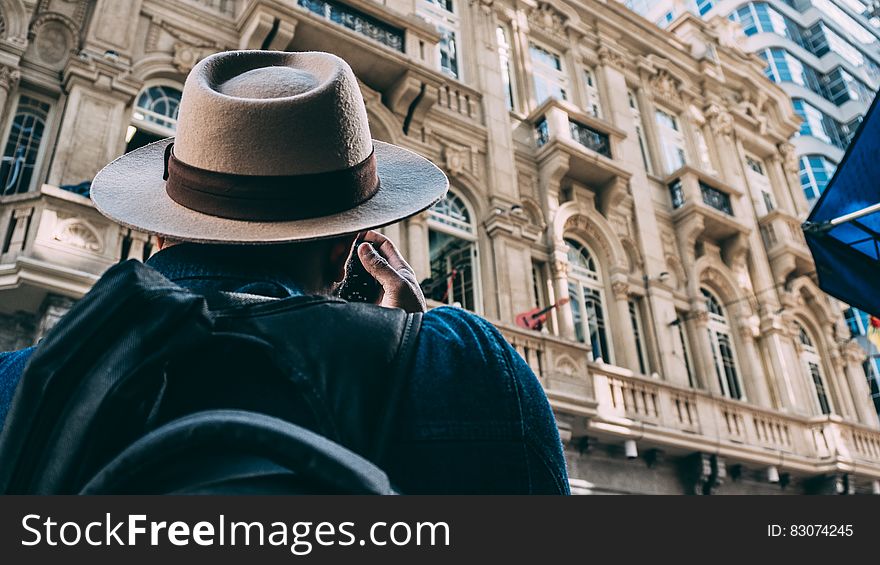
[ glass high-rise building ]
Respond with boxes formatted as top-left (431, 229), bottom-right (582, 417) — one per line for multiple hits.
top-left (620, 0), bottom-right (880, 417)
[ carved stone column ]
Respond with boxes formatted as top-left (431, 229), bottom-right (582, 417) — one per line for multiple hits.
top-left (691, 309), bottom-right (722, 395)
top-left (406, 212), bottom-right (430, 282)
top-left (610, 279), bottom-right (640, 372)
top-left (735, 317), bottom-right (773, 408)
top-left (550, 249), bottom-right (576, 341)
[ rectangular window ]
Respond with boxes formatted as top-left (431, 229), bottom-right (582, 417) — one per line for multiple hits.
top-left (693, 127), bottom-right (714, 173)
top-left (582, 69), bottom-right (602, 119)
top-left (628, 90), bottom-right (653, 174)
top-left (809, 362), bottom-right (832, 414)
top-left (655, 108), bottom-right (687, 174)
top-left (676, 317), bottom-right (695, 388)
top-left (419, 0), bottom-right (461, 79)
top-left (799, 154), bottom-right (834, 200)
top-left (427, 230), bottom-right (478, 312)
top-left (716, 331), bottom-right (743, 400)
top-left (496, 25), bottom-right (516, 110)
top-left (1, 94), bottom-right (52, 195)
top-left (530, 43), bottom-right (568, 104)
top-left (629, 299), bottom-right (648, 375)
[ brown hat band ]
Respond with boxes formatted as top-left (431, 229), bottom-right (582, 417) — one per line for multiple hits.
top-left (163, 143), bottom-right (380, 221)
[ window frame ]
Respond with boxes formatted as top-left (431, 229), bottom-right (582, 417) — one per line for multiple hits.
top-left (426, 189), bottom-right (482, 314)
top-left (419, 0), bottom-right (462, 80)
top-left (629, 297), bottom-right (649, 375)
top-left (0, 90), bottom-right (56, 196)
top-left (798, 323), bottom-right (833, 415)
top-left (702, 288), bottom-right (745, 400)
top-left (582, 67), bottom-right (603, 119)
top-left (565, 237), bottom-right (613, 364)
top-left (528, 41), bottom-right (569, 105)
top-left (655, 107), bottom-right (687, 175)
top-left (130, 83), bottom-right (184, 139)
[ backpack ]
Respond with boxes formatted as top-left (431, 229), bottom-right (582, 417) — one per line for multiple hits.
top-left (0, 260), bottom-right (423, 494)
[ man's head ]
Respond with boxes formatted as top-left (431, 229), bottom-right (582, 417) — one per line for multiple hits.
top-left (156, 234), bottom-right (358, 295)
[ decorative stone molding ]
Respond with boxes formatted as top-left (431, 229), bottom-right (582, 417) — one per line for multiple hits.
top-left (172, 43), bottom-right (217, 74)
top-left (737, 89), bottom-right (768, 135)
top-left (0, 64), bottom-right (21, 91)
top-left (705, 103), bottom-right (733, 139)
top-left (611, 281), bottom-right (630, 300)
top-left (441, 143), bottom-right (471, 178)
top-left (597, 45), bottom-right (626, 72)
top-left (685, 453), bottom-right (725, 495)
top-left (691, 309), bottom-right (710, 325)
top-left (527, 2), bottom-right (568, 35)
top-left (779, 142), bottom-right (799, 175)
top-left (53, 219), bottom-right (103, 252)
top-left (467, 0), bottom-right (495, 14)
top-left (649, 69), bottom-right (682, 106)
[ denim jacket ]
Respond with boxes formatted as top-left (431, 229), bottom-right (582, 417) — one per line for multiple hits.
top-left (0, 244), bottom-right (569, 494)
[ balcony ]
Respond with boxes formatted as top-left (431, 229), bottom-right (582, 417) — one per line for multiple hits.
top-left (759, 209), bottom-right (814, 283)
top-left (665, 166), bottom-right (749, 243)
top-left (495, 325), bottom-right (880, 478)
top-left (0, 185), bottom-right (146, 317)
top-left (238, 0), bottom-right (481, 130)
top-left (527, 98), bottom-right (630, 205)
top-left (499, 322), bottom-right (596, 418)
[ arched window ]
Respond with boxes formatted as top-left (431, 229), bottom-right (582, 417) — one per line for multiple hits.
top-left (126, 85), bottom-right (182, 153)
top-left (798, 323), bottom-right (832, 415)
top-left (425, 190), bottom-right (480, 312)
top-left (702, 288), bottom-right (743, 400)
top-left (566, 239), bottom-right (612, 363)
top-left (1, 95), bottom-right (51, 195)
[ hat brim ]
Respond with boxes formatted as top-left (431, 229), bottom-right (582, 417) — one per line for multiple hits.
top-left (90, 138), bottom-right (448, 244)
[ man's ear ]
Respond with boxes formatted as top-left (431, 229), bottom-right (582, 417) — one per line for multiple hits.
top-left (328, 234), bottom-right (359, 283)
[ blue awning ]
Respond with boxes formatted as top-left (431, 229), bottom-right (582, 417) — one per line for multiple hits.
top-left (803, 93), bottom-right (880, 317)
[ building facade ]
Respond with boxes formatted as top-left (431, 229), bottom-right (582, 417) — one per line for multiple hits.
top-left (620, 0), bottom-right (880, 421)
top-left (1, 0), bottom-right (880, 494)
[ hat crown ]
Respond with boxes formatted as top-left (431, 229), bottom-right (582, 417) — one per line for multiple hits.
top-left (173, 51), bottom-right (373, 176)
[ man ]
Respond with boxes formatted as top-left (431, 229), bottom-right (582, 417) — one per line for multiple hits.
top-left (0, 50), bottom-right (568, 494)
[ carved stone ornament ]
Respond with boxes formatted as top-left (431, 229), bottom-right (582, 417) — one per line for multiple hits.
top-left (650, 69), bottom-right (682, 105)
top-left (778, 142), bottom-right (799, 175)
top-left (35, 21), bottom-right (71, 65)
top-left (53, 221), bottom-right (102, 252)
top-left (551, 259), bottom-right (570, 278)
top-left (691, 309), bottom-right (710, 325)
top-left (172, 42), bottom-right (216, 74)
top-left (611, 281), bottom-right (630, 300)
top-left (442, 143), bottom-right (469, 178)
top-left (528, 2), bottom-right (568, 35)
top-left (467, 0), bottom-right (494, 13)
top-left (0, 65), bottom-right (21, 91)
top-left (597, 46), bottom-right (626, 71)
top-left (705, 103), bottom-right (733, 139)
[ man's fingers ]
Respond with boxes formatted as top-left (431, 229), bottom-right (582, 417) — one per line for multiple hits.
top-left (358, 242), bottom-right (400, 286)
top-left (361, 230), bottom-right (410, 271)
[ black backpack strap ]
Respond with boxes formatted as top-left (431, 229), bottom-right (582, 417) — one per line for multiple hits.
top-left (80, 410), bottom-right (395, 495)
top-left (372, 310), bottom-right (422, 464)
top-left (0, 260), bottom-right (212, 494)
top-left (210, 298), bottom-right (424, 464)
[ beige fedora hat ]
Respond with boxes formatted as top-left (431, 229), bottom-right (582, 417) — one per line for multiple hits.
top-left (91, 50), bottom-right (448, 244)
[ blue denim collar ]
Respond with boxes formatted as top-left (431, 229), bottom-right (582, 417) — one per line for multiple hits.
top-left (145, 243), bottom-right (305, 298)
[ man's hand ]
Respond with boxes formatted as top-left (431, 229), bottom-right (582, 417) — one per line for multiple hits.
top-left (357, 230), bottom-right (427, 313)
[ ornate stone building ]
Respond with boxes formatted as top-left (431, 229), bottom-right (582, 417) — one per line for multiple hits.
top-left (1, 0), bottom-right (879, 494)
